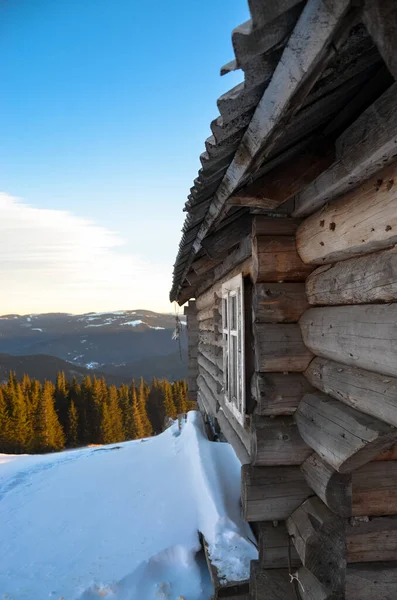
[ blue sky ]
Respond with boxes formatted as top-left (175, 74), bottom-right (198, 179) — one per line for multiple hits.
top-left (0, 0), bottom-right (249, 314)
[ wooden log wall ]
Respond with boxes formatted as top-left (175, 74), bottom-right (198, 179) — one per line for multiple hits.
top-left (287, 152), bottom-right (397, 597)
top-left (184, 302), bottom-right (198, 402)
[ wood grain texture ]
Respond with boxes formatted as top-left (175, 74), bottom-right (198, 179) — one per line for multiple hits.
top-left (305, 357), bottom-right (397, 428)
top-left (251, 415), bottom-right (312, 466)
top-left (241, 464), bottom-right (311, 521)
top-left (346, 562), bottom-right (397, 600)
top-left (301, 453), bottom-right (352, 518)
top-left (252, 216), bottom-right (301, 236)
top-left (296, 566), bottom-right (341, 600)
top-left (286, 497), bottom-right (346, 594)
top-left (295, 392), bottom-right (397, 473)
top-left (258, 522), bottom-right (300, 570)
top-left (300, 304), bottom-right (397, 378)
top-left (296, 161), bottom-right (397, 265)
top-left (347, 517), bottom-right (397, 563)
top-left (293, 83), bottom-right (397, 218)
top-left (306, 247), bottom-right (397, 305)
top-left (250, 562), bottom-right (296, 600)
top-left (252, 235), bottom-right (313, 283)
top-left (363, 0), bottom-right (397, 79)
top-left (352, 462), bottom-right (397, 516)
top-left (252, 372), bottom-right (314, 416)
top-left (253, 282), bottom-right (308, 323)
top-left (254, 323), bottom-right (313, 372)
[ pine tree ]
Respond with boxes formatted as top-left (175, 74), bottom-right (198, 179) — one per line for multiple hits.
top-left (131, 388), bottom-right (144, 439)
top-left (0, 388), bottom-right (11, 452)
top-left (164, 382), bottom-right (178, 420)
top-left (119, 384), bottom-right (134, 439)
top-left (100, 402), bottom-right (114, 444)
top-left (67, 400), bottom-right (79, 447)
top-left (138, 377), bottom-right (152, 437)
top-left (35, 381), bottom-right (65, 452)
top-left (108, 385), bottom-right (125, 443)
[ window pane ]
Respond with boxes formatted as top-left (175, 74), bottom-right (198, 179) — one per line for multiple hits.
top-left (231, 294), bottom-right (237, 330)
top-left (222, 297), bottom-right (228, 329)
top-left (231, 335), bottom-right (237, 400)
top-left (224, 333), bottom-right (228, 396)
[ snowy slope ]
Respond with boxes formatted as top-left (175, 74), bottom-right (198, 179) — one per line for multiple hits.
top-left (0, 412), bottom-right (257, 600)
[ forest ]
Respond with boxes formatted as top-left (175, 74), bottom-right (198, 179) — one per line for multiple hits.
top-left (0, 372), bottom-right (194, 454)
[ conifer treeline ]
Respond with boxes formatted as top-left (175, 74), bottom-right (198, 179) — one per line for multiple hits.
top-left (0, 372), bottom-right (193, 454)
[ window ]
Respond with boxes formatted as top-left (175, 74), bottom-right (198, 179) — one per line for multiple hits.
top-left (222, 273), bottom-right (245, 425)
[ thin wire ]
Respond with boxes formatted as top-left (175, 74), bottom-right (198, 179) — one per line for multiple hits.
top-left (288, 535), bottom-right (302, 600)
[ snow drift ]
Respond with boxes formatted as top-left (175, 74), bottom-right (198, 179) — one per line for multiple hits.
top-left (0, 411), bottom-right (257, 599)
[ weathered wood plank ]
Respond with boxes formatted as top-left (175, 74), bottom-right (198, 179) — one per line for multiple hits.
top-left (297, 566), bottom-right (341, 600)
top-left (254, 323), bottom-right (313, 372)
top-left (293, 83), bottom-right (397, 218)
top-left (198, 351), bottom-right (222, 383)
top-left (253, 282), bottom-right (308, 323)
top-left (197, 373), bottom-right (218, 416)
top-left (258, 522), bottom-right (300, 570)
top-left (301, 453), bottom-right (352, 518)
top-left (251, 415), bottom-right (312, 466)
top-left (188, 0), bottom-right (351, 262)
top-left (363, 0), bottom-right (397, 80)
top-left (252, 216), bottom-right (301, 236)
top-left (347, 517), bottom-right (397, 563)
top-left (346, 562), bottom-right (397, 600)
top-left (228, 144), bottom-right (334, 209)
top-left (305, 357), bottom-right (397, 428)
top-left (306, 247), bottom-right (397, 305)
top-left (198, 329), bottom-right (222, 347)
top-left (252, 372), bottom-right (314, 416)
top-left (241, 464), bottom-right (311, 522)
top-left (296, 160), bottom-right (397, 264)
top-left (252, 236), bottom-right (313, 283)
top-left (196, 254), bottom-right (252, 298)
top-left (352, 462), bottom-right (397, 516)
top-left (250, 561), bottom-right (297, 600)
top-left (216, 409), bottom-right (250, 465)
top-left (286, 497), bottom-right (346, 595)
top-left (198, 343), bottom-right (223, 371)
top-left (201, 215), bottom-right (252, 259)
top-left (202, 535), bottom-right (249, 599)
top-left (295, 392), bottom-right (397, 473)
top-left (300, 304), bottom-right (397, 378)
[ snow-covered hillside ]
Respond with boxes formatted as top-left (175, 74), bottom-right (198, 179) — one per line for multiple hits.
top-left (0, 412), bottom-right (257, 599)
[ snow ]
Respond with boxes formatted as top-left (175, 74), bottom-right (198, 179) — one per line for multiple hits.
top-left (0, 412), bottom-right (256, 599)
top-left (31, 327), bottom-right (43, 332)
top-left (148, 325), bottom-right (165, 330)
top-left (121, 319), bottom-right (144, 327)
top-left (85, 361), bottom-right (100, 370)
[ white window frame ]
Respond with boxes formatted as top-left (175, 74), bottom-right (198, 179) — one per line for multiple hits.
top-left (221, 273), bottom-right (245, 425)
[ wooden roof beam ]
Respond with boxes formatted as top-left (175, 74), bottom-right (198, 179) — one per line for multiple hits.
top-left (171, 0), bottom-right (351, 301)
top-left (363, 0), bottom-right (397, 80)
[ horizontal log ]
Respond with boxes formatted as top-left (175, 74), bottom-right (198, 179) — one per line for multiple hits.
top-left (254, 323), bottom-right (313, 372)
top-left (241, 464), bottom-right (311, 522)
top-left (198, 343), bottom-right (223, 371)
top-left (352, 461), bottom-right (397, 516)
top-left (300, 304), bottom-right (397, 378)
top-left (347, 517), bottom-right (397, 563)
top-left (286, 497), bottom-right (345, 595)
top-left (252, 216), bottom-right (302, 236)
top-left (252, 372), bottom-right (314, 416)
top-left (253, 282), bottom-right (308, 323)
top-left (197, 306), bottom-right (216, 322)
top-left (196, 254), bottom-right (252, 298)
top-left (301, 454), bottom-right (352, 518)
top-left (191, 253), bottom-right (222, 278)
top-left (250, 562), bottom-right (296, 600)
top-left (295, 392), bottom-right (397, 473)
top-left (258, 522), bottom-right (300, 570)
top-left (305, 247), bottom-right (397, 305)
top-left (346, 561), bottom-right (397, 600)
top-left (252, 235), bottom-right (313, 283)
top-left (293, 83), bottom-right (397, 218)
top-left (363, 0), bottom-right (397, 79)
top-left (251, 415), bottom-right (312, 466)
top-left (196, 289), bottom-right (219, 312)
top-left (305, 357), bottom-right (397, 428)
top-left (296, 160), bottom-right (397, 265)
top-left (374, 443), bottom-right (397, 461)
top-left (198, 330), bottom-right (222, 347)
top-left (216, 409), bottom-right (250, 465)
top-left (198, 351), bottom-right (222, 383)
top-left (197, 374), bottom-right (218, 416)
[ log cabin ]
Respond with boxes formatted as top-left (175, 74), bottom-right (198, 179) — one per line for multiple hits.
top-left (170, 1), bottom-right (397, 598)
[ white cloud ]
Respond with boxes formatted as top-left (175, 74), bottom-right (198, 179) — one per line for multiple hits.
top-left (0, 193), bottom-right (172, 314)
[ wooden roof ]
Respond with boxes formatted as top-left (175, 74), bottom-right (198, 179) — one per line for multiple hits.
top-left (170, 0), bottom-right (392, 303)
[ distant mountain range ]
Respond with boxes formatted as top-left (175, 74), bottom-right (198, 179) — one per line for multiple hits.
top-left (0, 310), bottom-right (187, 383)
